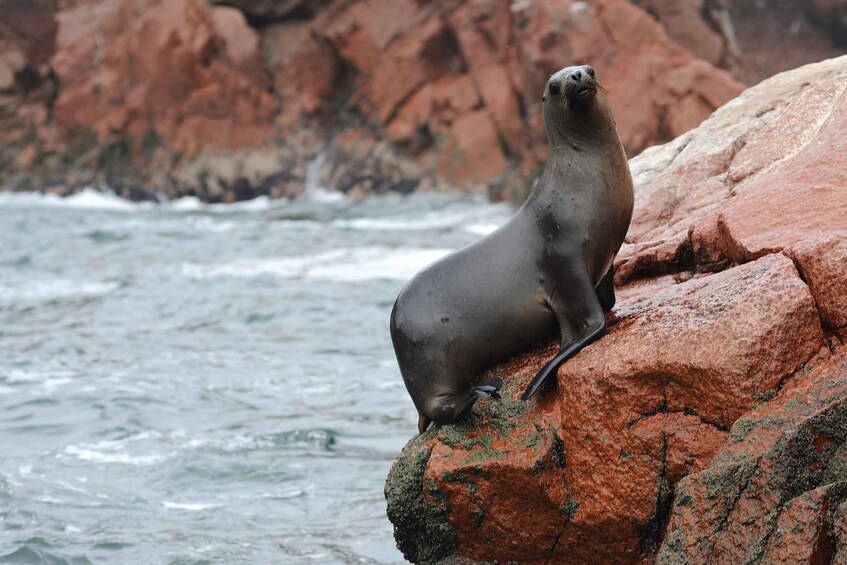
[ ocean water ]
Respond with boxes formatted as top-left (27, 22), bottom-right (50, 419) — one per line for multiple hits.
top-left (0, 189), bottom-right (512, 564)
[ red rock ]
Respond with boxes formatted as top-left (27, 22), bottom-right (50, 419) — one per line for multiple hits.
top-left (792, 238), bottom-right (847, 334)
top-left (617, 55), bottom-right (847, 285)
top-left (50, 0), bottom-right (274, 159)
top-left (761, 486), bottom-right (842, 564)
top-left (385, 74), bottom-right (481, 143)
top-left (2, 0), bottom-right (748, 198)
top-left (261, 20), bottom-right (341, 120)
top-left (631, 0), bottom-right (730, 67)
top-left (365, 16), bottom-right (466, 125)
top-left (0, 0), bottom-right (58, 68)
top-left (386, 251), bottom-right (825, 563)
top-left (436, 109), bottom-right (507, 186)
top-left (210, 7), bottom-right (264, 73)
top-left (282, 0), bottom-right (743, 193)
top-left (0, 47), bottom-right (25, 91)
top-left (635, 0), bottom-right (847, 86)
top-left (16, 144), bottom-right (38, 169)
top-left (731, 1), bottom-right (847, 84)
top-left (804, 0), bottom-right (847, 45)
top-left (658, 350), bottom-right (847, 564)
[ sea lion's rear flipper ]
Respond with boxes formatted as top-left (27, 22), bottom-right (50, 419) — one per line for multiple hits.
top-left (596, 264), bottom-right (616, 313)
top-left (522, 268), bottom-right (607, 400)
top-left (472, 376), bottom-right (504, 401)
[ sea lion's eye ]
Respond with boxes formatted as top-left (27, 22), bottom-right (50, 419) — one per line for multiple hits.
top-left (542, 96), bottom-right (546, 102)
top-left (549, 80), bottom-right (561, 96)
top-left (586, 66), bottom-right (595, 77)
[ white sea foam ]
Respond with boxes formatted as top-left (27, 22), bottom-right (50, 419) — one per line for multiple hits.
top-left (61, 188), bottom-right (150, 210)
top-left (331, 203), bottom-right (511, 234)
top-left (0, 188), bottom-right (288, 213)
top-left (61, 446), bottom-right (165, 465)
top-left (61, 432), bottom-right (166, 466)
top-left (3, 368), bottom-right (74, 393)
top-left (173, 194), bottom-right (290, 212)
top-left (0, 187), bottom-right (152, 211)
top-left (0, 280), bottom-right (120, 303)
top-left (182, 246), bottom-right (450, 282)
top-left (162, 501), bottom-right (221, 511)
top-left (167, 195), bottom-right (205, 211)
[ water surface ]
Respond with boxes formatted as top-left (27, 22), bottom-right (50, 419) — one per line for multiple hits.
top-left (0, 190), bottom-right (511, 563)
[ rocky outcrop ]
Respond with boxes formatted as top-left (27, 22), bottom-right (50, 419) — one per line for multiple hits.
top-left (3, 0), bottom-right (846, 202)
top-left (385, 56), bottom-right (847, 564)
top-left (280, 0), bottom-right (745, 200)
top-left (1, 0), bottom-right (746, 201)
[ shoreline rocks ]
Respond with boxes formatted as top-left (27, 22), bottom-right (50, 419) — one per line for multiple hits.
top-left (0, 0), bottom-right (805, 203)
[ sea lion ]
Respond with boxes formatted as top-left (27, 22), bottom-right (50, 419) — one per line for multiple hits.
top-left (390, 64), bottom-right (634, 433)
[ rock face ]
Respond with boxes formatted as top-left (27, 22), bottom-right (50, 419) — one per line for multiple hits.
top-left (1, 0), bottom-right (845, 201)
top-left (1, 0), bottom-right (746, 201)
top-left (385, 56), bottom-right (847, 564)
top-left (634, 0), bottom-right (847, 86)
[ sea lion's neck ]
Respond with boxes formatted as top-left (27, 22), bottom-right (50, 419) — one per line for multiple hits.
top-left (547, 118), bottom-right (621, 156)
top-left (544, 98), bottom-right (622, 153)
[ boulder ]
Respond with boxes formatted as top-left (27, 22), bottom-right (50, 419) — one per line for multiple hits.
top-left (617, 55), bottom-right (847, 287)
top-left (385, 56), bottom-right (847, 564)
top-left (658, 350), bottom-right (847, 563)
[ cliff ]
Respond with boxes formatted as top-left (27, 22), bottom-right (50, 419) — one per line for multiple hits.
top-left (384, 55), bottom-right (847, 564)
top-left (1, 0), bottom-right (843, 202)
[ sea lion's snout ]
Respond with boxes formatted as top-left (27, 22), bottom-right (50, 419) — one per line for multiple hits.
top-left (545, 65), bottom-right (598, 112)
top-left (564, 65), bottom-right (598, 111)
top-left (564, 65), bottom-right (595, 84)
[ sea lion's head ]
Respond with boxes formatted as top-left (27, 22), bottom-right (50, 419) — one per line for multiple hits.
top-left (542, 65), bottom-right (615, 145)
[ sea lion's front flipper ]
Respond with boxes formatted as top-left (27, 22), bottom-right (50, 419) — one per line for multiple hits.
top-left (596, 264), bottom-right (616, 313)
top-left (522, 269), bottom-right (607, 400)
top-left (473, 376), bottom-right (503, 401)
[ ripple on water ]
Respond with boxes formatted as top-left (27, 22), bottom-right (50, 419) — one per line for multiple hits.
top-left (0, 538), bottom-right (91, 565)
